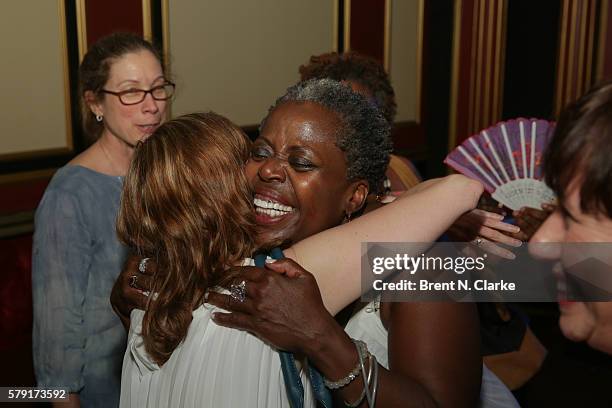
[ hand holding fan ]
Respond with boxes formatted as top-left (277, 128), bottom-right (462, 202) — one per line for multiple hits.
top-left (445, 118), bottom-right (556, 211)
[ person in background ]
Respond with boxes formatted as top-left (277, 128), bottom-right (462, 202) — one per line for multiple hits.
top-left (32, 32), bottom-right (173, 407)
top-left (299, 51), bottom-right (421, 192)
top-left (524, 80), bottom-right (612, 406)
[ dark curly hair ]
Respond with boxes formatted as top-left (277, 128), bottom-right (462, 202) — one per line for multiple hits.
top-left (261, 78), bottom-right (392, 194)
top-left (299, 52), bottom-right (397, 124)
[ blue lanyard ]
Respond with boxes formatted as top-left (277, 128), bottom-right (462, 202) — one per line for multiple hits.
top-left (254, 249), bottom-right (333, 408)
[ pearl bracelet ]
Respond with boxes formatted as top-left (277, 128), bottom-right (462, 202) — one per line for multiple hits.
top-left (324, 339), bottom-right (369, 389)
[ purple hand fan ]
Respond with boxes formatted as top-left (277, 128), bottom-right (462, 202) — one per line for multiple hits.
top-left (445, 118), bottom-right (556, 210)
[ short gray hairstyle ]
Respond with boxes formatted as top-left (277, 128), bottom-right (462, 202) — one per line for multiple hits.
top-left (261, 78), bottom-right (392, 193)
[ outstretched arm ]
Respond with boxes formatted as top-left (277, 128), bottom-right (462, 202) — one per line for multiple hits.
top-left (287, 175), bottom-right (483, 314)
top-left (209, 175), bottom-right (483, 407)
top-left (112, 175), bottom-right (482, 320)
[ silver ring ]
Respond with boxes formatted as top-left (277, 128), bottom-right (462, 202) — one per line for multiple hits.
top-left (475, 238), bottom-right (483, 246)
top-left (229, 280), bottom-right (247, 303)
top-left (129, 275), bottom-right (138, 289)
top-left (138, 257), bottom-right (150, 273)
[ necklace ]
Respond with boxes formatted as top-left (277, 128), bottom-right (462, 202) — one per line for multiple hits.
top-left (99, 141), bottom-right (124, 181)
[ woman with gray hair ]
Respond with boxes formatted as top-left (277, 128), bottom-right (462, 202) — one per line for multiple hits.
top-left (118, 79), bottom-right (483, 407)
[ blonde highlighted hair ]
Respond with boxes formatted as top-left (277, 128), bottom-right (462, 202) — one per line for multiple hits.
top-left (117, 112), bottom-right (256, 365)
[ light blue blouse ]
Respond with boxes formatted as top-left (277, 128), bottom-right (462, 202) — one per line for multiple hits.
top-left (32, 165), bottom-right (128, 407)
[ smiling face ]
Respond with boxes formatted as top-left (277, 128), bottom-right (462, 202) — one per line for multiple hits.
top-left (245, 101), bottom-right (367, 247)
top-left (88, 50), bottom-right (167, 146)
top-left (531, 179), bottom-right (612, 262)
top-left (530, 179), bottom-right (612, 339)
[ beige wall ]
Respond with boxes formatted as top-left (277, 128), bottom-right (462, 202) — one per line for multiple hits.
top-left (389, 0), bottom-right (421, 123)
top-left (0, 0), bottom-right (420, 163)
top-left (0, 0), bottom-right (71, 158)
top-left (167, 0), bottom-right (336, 126)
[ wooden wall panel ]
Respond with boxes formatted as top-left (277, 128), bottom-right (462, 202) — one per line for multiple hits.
top-left (603, 0), bottom-right (612, 77)
top-left (555, 0), bottom-right (601, 114)
top-left (0, 178), bottom-right (49, 215)
top-left (346, 0), bottom-right (424, 157)
top-left (598, 0), bottom-right (612, 80)
top-left (85, 0), bottom-right (143, 47)
top-left (449, 0), bottom-right (507, 149)
top-left (346, 0), bottom-right (386, 65)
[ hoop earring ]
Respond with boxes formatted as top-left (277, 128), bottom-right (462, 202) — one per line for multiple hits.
top-left (95, 114), bottom-right (103, 122)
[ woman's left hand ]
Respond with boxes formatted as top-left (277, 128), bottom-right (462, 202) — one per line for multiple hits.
top-left (447, 209), bottom-right (523, 259)
top-left (207, 259), bottom-right (342, 355)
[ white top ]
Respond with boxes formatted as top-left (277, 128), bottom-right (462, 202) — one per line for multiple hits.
top-left (120, 257), bottom-right (315, 408)
top-left (120, 303), bottom-right (315, 408)
top-left (344, 300), bottom-right (521, 408)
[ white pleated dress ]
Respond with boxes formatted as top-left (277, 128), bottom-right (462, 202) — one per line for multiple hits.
top-left (120, 301), bottom-right (315, 408)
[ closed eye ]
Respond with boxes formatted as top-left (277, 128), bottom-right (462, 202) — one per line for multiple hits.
top-left (289, 158), bottom-right (315, 171)
top-left (250, 146), bottom-right (271, 160)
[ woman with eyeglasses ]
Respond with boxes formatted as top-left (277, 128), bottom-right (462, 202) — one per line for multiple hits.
top-left (32, 32), bottom-right (174, 408)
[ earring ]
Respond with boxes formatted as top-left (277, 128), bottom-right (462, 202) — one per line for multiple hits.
top-left (95, 114), bottom-right (103, 122)
top-left (344, 212), bottom-right (352, 223)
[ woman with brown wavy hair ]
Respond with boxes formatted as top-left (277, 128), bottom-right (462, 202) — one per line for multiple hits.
top-left (117, 112), bottom-right (256, 365)
top-left (117, 105), bottom-right (483, 406)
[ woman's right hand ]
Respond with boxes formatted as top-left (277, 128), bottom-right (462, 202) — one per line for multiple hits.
top-left (207, 259), bottom-right (368, 401)
top-left (110, 254), bottom-right (154, 329)
top-left (206, 259), bottom-right (345, 356)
